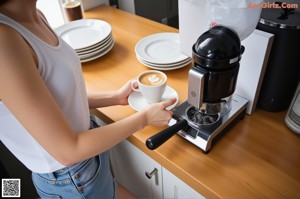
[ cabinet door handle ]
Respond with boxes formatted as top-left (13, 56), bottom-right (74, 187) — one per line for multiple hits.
top-left (145, 168), bottom-right (158, 179)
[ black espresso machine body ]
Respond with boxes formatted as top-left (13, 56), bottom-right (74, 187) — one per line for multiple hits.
top-left (146, 26), bottom-right (248, 153)
top-left (188, 26), bottom-right (244, 112)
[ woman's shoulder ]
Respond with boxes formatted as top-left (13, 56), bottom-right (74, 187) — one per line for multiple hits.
top-left (0, 23), bottom-right (27, 50)
top-left (0, 22), bottom-right (36, 68)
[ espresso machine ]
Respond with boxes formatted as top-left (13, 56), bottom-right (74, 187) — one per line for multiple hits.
top-left (146, 26), bottom-right (248, 153)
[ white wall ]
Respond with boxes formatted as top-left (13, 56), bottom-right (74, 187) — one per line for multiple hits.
top-left (37, 0), bottom-right (109, 28)
top-left (37, 0), bottom-right (64, 28)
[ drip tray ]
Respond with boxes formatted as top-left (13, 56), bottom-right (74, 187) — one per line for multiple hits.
top-left (169, 94), bottom-right (248, 153)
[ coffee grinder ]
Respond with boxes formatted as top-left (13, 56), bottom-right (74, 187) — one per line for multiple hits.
top-left (146, 26), bottom-right (248, 153)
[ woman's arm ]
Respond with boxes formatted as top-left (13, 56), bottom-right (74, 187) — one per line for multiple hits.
top-left (87, 80), bottom-right (133, 108)
top-left (0, 25), bottom-right (175, 166)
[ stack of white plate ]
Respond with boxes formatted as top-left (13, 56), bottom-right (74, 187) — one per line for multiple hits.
top-left (135, 32), bottom-right (191, 70)
top-left (55, 19), bottom-right (114, 63)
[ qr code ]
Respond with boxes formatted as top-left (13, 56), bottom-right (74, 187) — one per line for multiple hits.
top-left (1, 179), bottom-right (21, 198)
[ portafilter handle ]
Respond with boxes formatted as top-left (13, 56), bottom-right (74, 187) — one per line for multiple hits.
top-left (146, 119), bottom-right (189, 150)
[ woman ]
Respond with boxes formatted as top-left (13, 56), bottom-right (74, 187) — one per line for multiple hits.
top-left (0, 0), bottom-right (176, 198)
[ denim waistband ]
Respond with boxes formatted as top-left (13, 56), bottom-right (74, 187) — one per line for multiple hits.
top-left (48, 156), bottom-right (99, 179)
top-left (90, 114), bottom-right (101, 128)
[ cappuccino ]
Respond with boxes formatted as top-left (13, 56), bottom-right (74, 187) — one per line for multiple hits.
top-left (140, 72), bottom-right (165, 86)
top-left (131, 70), bottom-right (167, 103)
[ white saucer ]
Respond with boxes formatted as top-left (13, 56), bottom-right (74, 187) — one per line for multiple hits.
top-left (128, 86), bottom-right (179, 112)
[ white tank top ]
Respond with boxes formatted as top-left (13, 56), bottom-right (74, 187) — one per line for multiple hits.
top-left (0, 13), bottom-right (90, 173)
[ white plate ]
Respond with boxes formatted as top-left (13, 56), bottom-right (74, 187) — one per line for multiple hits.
top-left (76, 33), bottom-right (113, 54)
top-left (135, 33), bottom-right (189, 64)
top-left (137, 54), bottom-right (191, 67)
top-left (139, 62), bottom-right (190, 71)
top-left (128, 86), bottom-right (179, 111)
top-left (137, 56), bottom-right (191, 70)
top-left (80, 39), bottom-right (114, 63)
top-left (55, 19), bottom-right (112, 50)
top-left (78, 36), bottom-right (114, 59)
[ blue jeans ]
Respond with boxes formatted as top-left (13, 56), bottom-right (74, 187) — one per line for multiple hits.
top-left (32, 115), bottom-right (115, 199)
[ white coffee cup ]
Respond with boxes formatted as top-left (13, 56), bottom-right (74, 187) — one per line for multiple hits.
top-left (131, 70), bottom-right (167, 104)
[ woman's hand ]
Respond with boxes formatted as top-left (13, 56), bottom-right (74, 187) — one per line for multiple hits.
top-left (115, 80), bottom-right (135, 105)
top-left (142, 98), bottom-right (177, 126)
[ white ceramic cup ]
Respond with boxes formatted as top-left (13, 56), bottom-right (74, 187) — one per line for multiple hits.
top-left (131, 70), bottom-right (167, 104)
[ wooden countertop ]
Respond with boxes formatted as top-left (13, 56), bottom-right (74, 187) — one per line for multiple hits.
top-left (82, 5), bottom-right (300, 198)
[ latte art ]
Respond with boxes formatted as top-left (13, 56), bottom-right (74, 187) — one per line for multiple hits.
top-left (140, 72), bottom-right (165, 86)
top-left (149, 75), bottom-right (162, 84)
